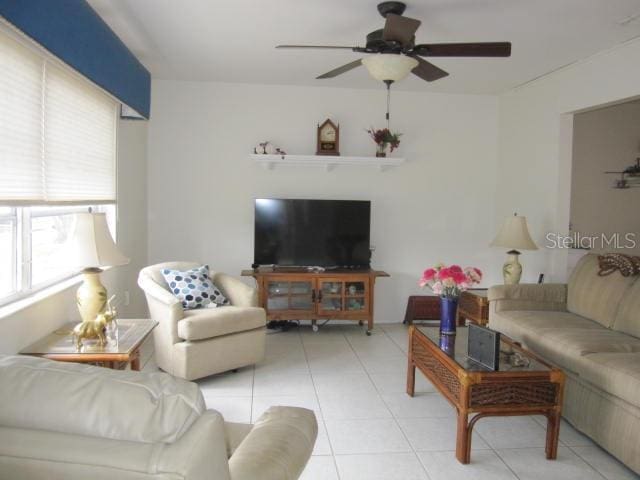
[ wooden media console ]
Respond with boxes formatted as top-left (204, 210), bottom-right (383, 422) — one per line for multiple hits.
top-left (241, 268), bottom-right (389, 335)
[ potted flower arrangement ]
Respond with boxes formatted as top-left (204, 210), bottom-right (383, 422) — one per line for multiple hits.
top-left (419, 264), bottom-right (482, 335)
top-left (366, 127), bottom-right (401, 157)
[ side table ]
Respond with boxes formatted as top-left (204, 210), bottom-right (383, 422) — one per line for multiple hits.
top-left (20, 319), bottom-right (157, 371)
top-left (403, 295), bottom-right (441, 324)
top-left (456, 289), bottom-right (489, 326)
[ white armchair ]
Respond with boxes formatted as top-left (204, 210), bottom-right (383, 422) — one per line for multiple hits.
top-left (138, 262), bottom-right (266, 380)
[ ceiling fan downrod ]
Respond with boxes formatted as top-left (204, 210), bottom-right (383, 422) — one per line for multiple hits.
top-left (384, 79), bottom-right (393, 129)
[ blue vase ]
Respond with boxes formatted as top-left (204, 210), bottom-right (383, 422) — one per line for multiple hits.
top-left (438, 334), bottom-right (456, 356)
top-left (440, 297), bottom-right (458, 335)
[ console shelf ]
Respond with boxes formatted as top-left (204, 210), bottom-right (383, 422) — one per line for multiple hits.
top-left (250, 154), bottom-right (405, 172)
top-left (241, 269), bottom-right (390, 335)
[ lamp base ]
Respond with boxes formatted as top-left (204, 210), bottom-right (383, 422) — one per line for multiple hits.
top-left (76, 268), bottom-right (108, 324)
top-left (502, 250), bottom-right (522, 284)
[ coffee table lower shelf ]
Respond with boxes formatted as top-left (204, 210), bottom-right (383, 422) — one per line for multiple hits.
top-left (406, 325), bottom-right (565, 464)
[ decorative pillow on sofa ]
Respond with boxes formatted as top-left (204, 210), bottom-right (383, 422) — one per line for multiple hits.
top-left (161, 265), bottom-right (229, 309)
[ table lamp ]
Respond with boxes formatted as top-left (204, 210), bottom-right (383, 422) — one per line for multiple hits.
top-left (490, 213), bottom-right (538, 284)
top-left (67, 212), bottom-right (129, 324)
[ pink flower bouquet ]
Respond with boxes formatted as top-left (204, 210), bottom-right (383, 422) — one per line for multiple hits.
top-left (419, 263), bottom-right (482, 299)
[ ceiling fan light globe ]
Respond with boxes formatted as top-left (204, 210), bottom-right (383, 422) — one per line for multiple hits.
top-left (362, 54), bottom-right (418, 82)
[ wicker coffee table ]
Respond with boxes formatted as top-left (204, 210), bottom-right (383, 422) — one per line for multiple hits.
top-left (407, 326), bottom-right (565, 464)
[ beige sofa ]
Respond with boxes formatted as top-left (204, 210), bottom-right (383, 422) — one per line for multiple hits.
top-left (488, 253), bottom-right (640, 474)
top-left (0, 355), bottom-right (317, 480)
top-left (138, 262), bottom-right (266, 380)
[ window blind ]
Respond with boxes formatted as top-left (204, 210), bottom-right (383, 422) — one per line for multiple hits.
top-left (44, 64), bottom-right (116, 202)
top-left (0, 31), bottom-right (43, 202)
top-left (0, 27), bottom-right (117, 205)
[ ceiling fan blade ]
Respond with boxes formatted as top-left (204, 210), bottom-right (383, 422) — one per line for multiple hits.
top-left (413, 42), bottom-right (511, 57)
top-left (382, 13), bottom-right (421, 45)
top-left (276, 45), bottom-right (357, 50)
top-left (411, 57), bottom-right (449, 82)
top-left (316, 59), bottom-right (363, 79)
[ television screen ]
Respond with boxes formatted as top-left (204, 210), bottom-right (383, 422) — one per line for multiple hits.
top-left (254, 199), bottom-right (371, 268)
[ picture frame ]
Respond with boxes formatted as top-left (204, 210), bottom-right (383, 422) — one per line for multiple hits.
top-left (467, 323), bottom-right (500, 371)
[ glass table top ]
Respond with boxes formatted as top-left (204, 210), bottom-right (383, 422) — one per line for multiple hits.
top-left (417, 326), bottom-right (551, 373)
top-left (21, 319), bottom-right (157, 355)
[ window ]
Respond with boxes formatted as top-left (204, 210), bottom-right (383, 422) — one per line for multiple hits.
top-left (0, 24), bottom-right (118, 305)
top-left (0, 205), bottom-right (116, 306)
top-left (0, 207), bottom-right (16, 298)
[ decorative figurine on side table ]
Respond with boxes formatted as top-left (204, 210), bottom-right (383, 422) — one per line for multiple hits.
top-left (72, 295), bottom-right (118, 350)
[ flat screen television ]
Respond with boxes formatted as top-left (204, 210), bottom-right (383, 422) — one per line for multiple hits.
top-left (254, 198), bottom-right (371, 268)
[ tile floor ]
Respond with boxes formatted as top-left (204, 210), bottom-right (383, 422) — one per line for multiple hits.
top-left (142, 323), bottom-right (638, 480)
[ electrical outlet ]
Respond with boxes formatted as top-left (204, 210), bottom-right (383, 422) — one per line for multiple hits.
top-left (124, 291), bottom-right (130, 306)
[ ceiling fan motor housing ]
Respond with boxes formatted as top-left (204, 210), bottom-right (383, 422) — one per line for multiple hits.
top-left (377, 1), bottom-right (407, 18)
top-left (366, 29), bottom-right (408, 52)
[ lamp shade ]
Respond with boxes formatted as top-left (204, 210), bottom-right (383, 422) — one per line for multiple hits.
top-left (362, 54), bottom-right (418, 82)
top-left (490, 214), bottom-right (538, 251)
top-left (68, 212), bottom-right (129, 268)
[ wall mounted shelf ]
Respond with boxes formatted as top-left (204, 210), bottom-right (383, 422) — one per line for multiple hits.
top-left (250, 154), bottom-right (405, 172)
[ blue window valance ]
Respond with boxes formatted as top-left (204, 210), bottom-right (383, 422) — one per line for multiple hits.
top-left (0, 0), bottom-right (151, 119)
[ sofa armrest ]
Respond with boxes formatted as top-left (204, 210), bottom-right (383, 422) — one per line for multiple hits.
top-left (160, 410), bottom-right (232, 480)
top-left (488, 283), bottom-right (567, 312)
top-left (212, 273), bottom-right (258, 308)
top-left (224, 422), bottom-right (252, 457)
top-left (228, 407), bottom-right (317, 480)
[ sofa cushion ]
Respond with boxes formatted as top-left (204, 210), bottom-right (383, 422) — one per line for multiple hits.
top-left (0, 355), bottom-right (205, 444)
top-left (575, 352), bottom-right (640, 409)
top-left (489, 310), bottom-right (640, 373)
top-left (567, 253), bottom-right (637, 328)
top-left (612, 277), bottom-right (640, 339)
top-left (178, 306), bottom-right (266, 341)
top-left (488, 284), bottom-right (567, 312)
top-left (489, 309), bottom-right (601, 344)
top-left (526, 328), bottom-right (640, 374)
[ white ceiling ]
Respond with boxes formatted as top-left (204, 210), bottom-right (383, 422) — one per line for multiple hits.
top-left (87, 0), bottom-right (640, 94)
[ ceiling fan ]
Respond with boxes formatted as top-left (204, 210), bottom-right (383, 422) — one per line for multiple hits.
top-left (277, 1), bottom-right (512, 84)
top-left (605, 157), bottom-right (640, 189)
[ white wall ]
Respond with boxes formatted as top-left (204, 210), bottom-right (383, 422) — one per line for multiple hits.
top-left (571, 101), bottom-right (640, 253)
top-left (497, 38), bottom-right (640, 281)
top-left (111, 119), bottom-right (149, 316)
top-left (147, 81), bottom-right (502, 324)
top-left (0, 119), bottom-right (149, 354)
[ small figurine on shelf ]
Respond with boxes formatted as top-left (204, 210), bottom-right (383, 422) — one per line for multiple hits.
top-left (254, 141), bottom-right (286, 156)
top-left (254, 141), bottom-right (273, 154)
top-left (348, 298), bottom-right (363, 310)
